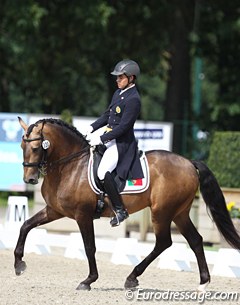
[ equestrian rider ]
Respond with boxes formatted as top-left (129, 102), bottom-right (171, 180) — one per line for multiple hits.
top-left (86, 59), bottom-right (144, 227)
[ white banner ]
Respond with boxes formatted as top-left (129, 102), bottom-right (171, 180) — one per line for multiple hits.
top-left (73, 117), bottom-right (173, 152)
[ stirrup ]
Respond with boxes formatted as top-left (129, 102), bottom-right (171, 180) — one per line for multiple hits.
top-left (110, 209), bottom-right (129, 227)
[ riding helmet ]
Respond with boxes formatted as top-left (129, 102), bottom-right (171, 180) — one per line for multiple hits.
top-left (111, 59), bottom-right (140, 78)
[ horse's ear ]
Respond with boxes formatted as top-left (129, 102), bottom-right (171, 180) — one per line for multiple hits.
top-left (18, 116), bottom-right (28, 131)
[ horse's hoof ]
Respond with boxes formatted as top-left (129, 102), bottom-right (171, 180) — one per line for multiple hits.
top-left (124, 278), bottom-right (139, 289)
top-left (197, 280), bottom-right (210, 293)
top-left (76, 283), bottom-right (91, 291)
top-left (15, 261), bottom-right (27, 276)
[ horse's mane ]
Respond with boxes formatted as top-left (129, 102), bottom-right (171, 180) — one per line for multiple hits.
top-left (27, 118), bottom-right (89, 145)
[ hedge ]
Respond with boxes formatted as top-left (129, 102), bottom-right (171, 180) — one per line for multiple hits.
top-left (207, 132), bottom-right (240, 188)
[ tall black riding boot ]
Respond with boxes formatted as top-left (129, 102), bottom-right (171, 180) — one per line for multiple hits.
top-left (103, 171), bottom-right (129, 227)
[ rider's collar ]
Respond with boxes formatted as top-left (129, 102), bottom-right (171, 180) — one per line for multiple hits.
top-left (120, 84), bottom-right (135, 95)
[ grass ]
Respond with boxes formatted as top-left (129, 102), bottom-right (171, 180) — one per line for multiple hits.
top-left (0, 192), bottom-right (34, 208)
top-left (203, 245), bottom-right (220, 251)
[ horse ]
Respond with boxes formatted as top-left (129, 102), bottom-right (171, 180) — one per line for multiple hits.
top-left (15, 117), bottom-right (240, 291)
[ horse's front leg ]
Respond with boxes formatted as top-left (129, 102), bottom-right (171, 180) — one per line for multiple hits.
top-left (14, 206), bottom-right (63, 276)
top-left (76, 216), bottom-right (98, 291)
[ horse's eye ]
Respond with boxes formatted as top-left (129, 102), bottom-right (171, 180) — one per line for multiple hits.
top-left (32, 147), bottom-right (40, 153)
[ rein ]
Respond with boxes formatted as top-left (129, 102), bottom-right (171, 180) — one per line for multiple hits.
top-left (48, 146), bottom-right (89, 168)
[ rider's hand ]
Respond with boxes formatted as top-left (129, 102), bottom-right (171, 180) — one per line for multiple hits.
top-left (85, 125), bottom-right (93, 141)
top-left (88, 134), bottom-right (102, 146)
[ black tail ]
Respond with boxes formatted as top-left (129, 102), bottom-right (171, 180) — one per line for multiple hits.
top-left (192, 160), bottom-right (240, 250)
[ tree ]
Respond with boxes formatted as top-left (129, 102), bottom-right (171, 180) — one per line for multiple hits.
top-left (164, 1), bottom-right (195, 154)
top-left (197, 0), bottom-right (240, 131)
top-left (1, 0), bottom-right (239, 158)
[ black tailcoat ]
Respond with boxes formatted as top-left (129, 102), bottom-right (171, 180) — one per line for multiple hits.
top-left (91, 86), bottom-right (144, 180)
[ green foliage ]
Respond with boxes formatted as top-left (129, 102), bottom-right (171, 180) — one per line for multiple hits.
top-left (207, 132), bottom-right (240, 188)
top-left (0, 1), bottom-right (169, 117)
top-left (60, 109), bottom-right (73, 125)
top-left (1, 1), bottom-right (240, 157)
top-left (0, 191), bottom-right (34, 208)
top-left (138, 74), bottom-right (165, 121)
top-left (227, 202), bottom-right (240, 219)
top-left (197, 1), bottom-right (240, 131)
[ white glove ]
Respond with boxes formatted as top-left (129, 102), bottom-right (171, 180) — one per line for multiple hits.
top-left (85, 125), bottom-right (94, 140)
top-left (88, 133), bottom-right (102, 146)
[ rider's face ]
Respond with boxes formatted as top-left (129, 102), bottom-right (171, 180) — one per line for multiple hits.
top-left (116, 74), bottom-right (129, 89)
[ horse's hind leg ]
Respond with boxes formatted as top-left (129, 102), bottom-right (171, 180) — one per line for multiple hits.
top-left (174, 213), bottom-right (210, 290)
top-left (125, 220), bottom-right (172, 289)
top-left (14, 206), bottom-right (63, 275)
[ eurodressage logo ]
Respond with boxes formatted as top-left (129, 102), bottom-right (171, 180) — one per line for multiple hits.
top-left (125, 289), bottom-right (240, 303)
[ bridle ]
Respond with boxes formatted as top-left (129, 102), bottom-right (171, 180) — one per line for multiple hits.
top-left (22, 125), bottom-right (90, 176)
top-left (22, 134), bottom-right (48, 175)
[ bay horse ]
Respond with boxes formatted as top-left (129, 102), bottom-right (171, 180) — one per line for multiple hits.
top-left (15, 117), bottom-right (240, 291)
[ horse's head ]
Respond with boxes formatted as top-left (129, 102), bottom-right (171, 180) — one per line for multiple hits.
top-left (19, 117), bottom-right (49, 184)
top-left (19, 116), bottom-right (90, 185)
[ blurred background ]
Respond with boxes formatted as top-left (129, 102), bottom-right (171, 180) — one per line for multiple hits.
top-left (1, 0), bottom-right (239, 159)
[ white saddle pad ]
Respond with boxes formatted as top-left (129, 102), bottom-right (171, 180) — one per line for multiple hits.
top-left (88, 151), bottom-right (150, 194)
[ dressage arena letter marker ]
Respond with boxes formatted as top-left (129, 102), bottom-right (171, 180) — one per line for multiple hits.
top-left (5, 196), bottom-right (29, 229)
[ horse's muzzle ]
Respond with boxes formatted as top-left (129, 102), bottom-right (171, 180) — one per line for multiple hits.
top-left (24, 177), bottom-right (39, 185)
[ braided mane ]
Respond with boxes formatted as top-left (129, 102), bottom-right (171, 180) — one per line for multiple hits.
top-left (28, 118), bottom-right (88, 145)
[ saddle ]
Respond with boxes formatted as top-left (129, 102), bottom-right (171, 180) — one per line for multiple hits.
top-left (88, 145), bottom-right (149, 194)
top-left (88, 145), bottom-right (150, 218)
top-left (92, 145), bottom-right (126, 193)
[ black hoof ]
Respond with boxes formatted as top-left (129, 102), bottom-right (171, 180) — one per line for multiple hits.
top-left (15, 261), bottom-right (27, 276)
top-left (76, 283), bottom-right (91, 291)
top-left (124, 278), bottom-right (139, 289)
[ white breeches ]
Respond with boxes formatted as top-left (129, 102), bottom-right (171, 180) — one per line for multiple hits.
top-left (97, 139), bottom-right (119, 180)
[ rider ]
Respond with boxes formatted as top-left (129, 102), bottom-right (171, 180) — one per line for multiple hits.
top-left (86, 59), bottom-right (144, 227)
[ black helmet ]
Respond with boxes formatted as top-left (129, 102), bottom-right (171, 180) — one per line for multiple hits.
top-left (111, 59), bottom-right (140, 78)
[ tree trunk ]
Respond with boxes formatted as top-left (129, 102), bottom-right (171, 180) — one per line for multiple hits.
top-left (165, 6), bottom-right (192, 155)
top-left (0, 78), bottom-right (10, 112)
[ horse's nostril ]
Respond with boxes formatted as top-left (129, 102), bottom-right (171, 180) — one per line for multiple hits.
top-left (25, 178), bottom-right (38, 185)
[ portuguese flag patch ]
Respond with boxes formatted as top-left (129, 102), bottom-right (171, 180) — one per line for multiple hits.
top-left (128, 179), bottom-right (143, 186)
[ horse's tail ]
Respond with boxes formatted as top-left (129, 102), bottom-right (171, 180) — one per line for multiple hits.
top-left (191, 160), bottom-right (240, 250)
